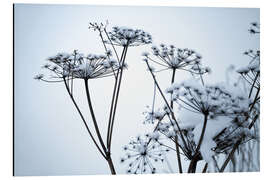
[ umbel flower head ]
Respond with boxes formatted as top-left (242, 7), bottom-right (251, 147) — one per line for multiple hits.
top-left (237, 49), bottom-right (260, 88)
top-left (35, 50), bottom-right (123, 82)
top-left (120, 134), bottom-right (169, 174)
top-left (107, 26), bottom-right (152, 46)
top-left (166, 80), bottom-right (250, 117)
top-left (142, 44), bottom-right (211, 74)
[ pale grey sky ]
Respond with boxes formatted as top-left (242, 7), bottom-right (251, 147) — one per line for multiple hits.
top-left (14, 4), bottom-right (259, 175)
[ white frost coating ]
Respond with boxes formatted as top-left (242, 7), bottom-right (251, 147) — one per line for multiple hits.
top-left (193, 116), bottom-right (231, 162)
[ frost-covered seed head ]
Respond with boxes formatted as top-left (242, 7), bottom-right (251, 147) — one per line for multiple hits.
top-left (35, 50), bottom-right (121, 81)
top-left (121, 135), bottom-right (167, 174)
top-left (107, 26), bottom-right (152, 46)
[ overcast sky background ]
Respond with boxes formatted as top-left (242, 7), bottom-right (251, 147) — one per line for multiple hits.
top-left (14, 4), bottom-right (259, 176)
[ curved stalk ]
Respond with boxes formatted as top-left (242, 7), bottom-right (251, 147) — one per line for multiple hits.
top-left (84, 79), bottom-right (107, 153)
top-left (144, 60), bottom-right (189, 155)
top-left (63, 78), bottom-right (106, 159)
top-left (188, 113), bottom-right (208, 173)
top-left (84, 79), bottom-right (117, 175)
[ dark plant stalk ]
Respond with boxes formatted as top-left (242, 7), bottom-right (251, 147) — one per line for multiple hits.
top-left (220, 86), bottom-right (260, 172)
top-left (202, 163), bottom-right (208, 173)
top-left (107, 154), bottom-right (116, 175)
top-left (188, 113), bottom-right (208, 173)
top-left (84, 79), bottom-right (107, 152)
top-left (108, 46), bottom-right (128, 148)
top-left (63, 78), bottom-right (106, 159)
top-left (107, 46), bottom-right (127, 149)
top-left (170, 68), bottom-right (183, 173)
top-left (249, 72), bottom-right (259, 98)
top-left (249, 87), bottom-right (260, 111)
top-left (195, 113), bottom-right (209, 154)
top-left (175, 136), bottom-right (183, 173)
top-left (219, 138), bottom-right (242, 172)
top-left (187, 154), bottom-right (200, 173)
top-left (84, 79), bottom-right (117, 175)
top-left (144, 60), bottom-right (189, 153)
top-left (170, 69), bottom-right (176, 108)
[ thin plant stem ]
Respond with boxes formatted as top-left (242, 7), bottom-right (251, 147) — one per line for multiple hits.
top-left (219, 138), bottom-right (242, 172)
top-left (108, 45), bottom-right (128, 149)
top-left (188, 113), bottom-right (208, 173)
top-left (220, 86), bottom-right (260, 172)
top-left (107, 155), bottom-right (116, 175)
top-left (63, 78), bottom-right (106, 159)
top-left (249, 72), bottom-right (259, 98)
top-left (84, 79), bottom-right (107, 152)
top-left (144, 60), bottom-right (189, 154)
top-left (170, 68), bottom-right (183, 173)
top-left (202, 163), bottom-right (208, 173)
top-left (84, 79), bottom-right (117, 175)
top-left (107, 46), bottom-right (127, 149)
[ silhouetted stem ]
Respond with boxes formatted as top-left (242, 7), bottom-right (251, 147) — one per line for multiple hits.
top-left (108, 46), bottom-right (128, 149)
top-left (107, 46), bottom-right (127, 149)
top-left (220, 86), bottom-right (260, 172)
top-left (84, 79), bottom-right (107, 152)
top-left (107, 154), bottom-right (116, 175)
top-left (219, 138), bottom-right (242, 172)
top-left (248, 72), bottom-right (259, 98)
top-left (170, 68), bottom-right (183, 173)
top-left (144, 60), bottom-right (189, 154)
top-left (188, 113), bottom-right (208, 173)
top-left (175, 136), bottom-right (183, 173)
top-left (63, 78), bottom-right (106, 159)
top-left (202, 163), bottom-right (208, 173)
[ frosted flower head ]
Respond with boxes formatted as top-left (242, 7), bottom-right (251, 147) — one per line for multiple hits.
top-left (143, 44), bottom-right (210, 75)
top-left (120, 135), bottom-right (168, 174)
top-left (88, 21), bottom-right (108, 32)
top-left (168, 80), bottom-right (250, 117)
top-left (35, 50), bottom-right (121, 82)
top-left (107, 26), bottom-right (152, 46)
top-left (237, 48), bottom-right (260, 87)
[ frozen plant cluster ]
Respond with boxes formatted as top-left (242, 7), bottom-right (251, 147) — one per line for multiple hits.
top-left (36, 21), bottom-right (260, 174)
top-left (121, 22), bottom-right (259, 174)
top-left (36, 22), bottom-right (153, 175)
